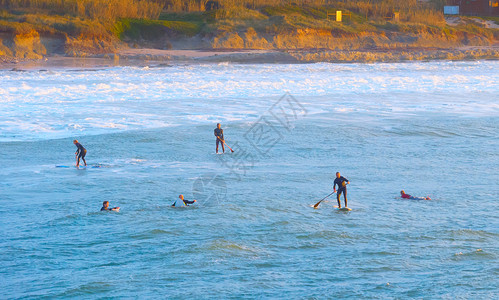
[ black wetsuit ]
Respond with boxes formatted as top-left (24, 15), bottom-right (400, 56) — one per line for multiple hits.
top-left (334, 176), bottom-right (349, 206)
top-left (214, 128), bottom-right (224, 152)
top-left (75, 142), bottom-right (86, 159)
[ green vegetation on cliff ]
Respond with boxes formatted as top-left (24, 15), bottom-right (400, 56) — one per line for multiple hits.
top-left (114, 19), bottom-right (201, 39)
top-left (0, 0), bottom-right (498, 59)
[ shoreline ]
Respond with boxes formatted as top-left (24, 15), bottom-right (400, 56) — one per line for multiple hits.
top-left (1, 46), bottom-right (498, 70)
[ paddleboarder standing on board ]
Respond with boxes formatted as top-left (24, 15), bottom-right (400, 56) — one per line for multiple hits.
top-left (333, 172), bottom-right (350, 208)
top-left (214, 123), bottom-right (225, 154)
top-left (73, 139), bottom-right (87, 168)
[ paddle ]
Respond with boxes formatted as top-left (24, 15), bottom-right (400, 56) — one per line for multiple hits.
top-left (313, 191), bottom-right (336, 209)
top-left (217, 136), bottom-right (234, 153)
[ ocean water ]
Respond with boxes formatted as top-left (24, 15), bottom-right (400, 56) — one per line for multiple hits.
top-left (0, 61), bottom-right (498, 298)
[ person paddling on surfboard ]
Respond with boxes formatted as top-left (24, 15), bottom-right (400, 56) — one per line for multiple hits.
top-left (172, 194), bottom-right (197, 207)
top-left (73, 139), bottom-right (87, 168)
top-left (101, 201), bottom-right (120, 211)
top-left (333, 172), bottom-right (350, 209)
top-left (214, 123), bottom-right (225, 154)
top-left (400, 190), bottom-right (431, 200)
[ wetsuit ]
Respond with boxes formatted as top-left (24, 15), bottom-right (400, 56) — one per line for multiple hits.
top-left (401, 193), bottom-right (429, 200)
top-left (171, 199), bottom-right (195, 207)
top-left (214, 128), bottom-right (224, 153)
top-left (101, 207), bottom-right (117, 211)
top-left (183, 199), bottom-right (195, 205)
top-left (75, 142), bottom-right (86, 159)
top-left (334, 176), bottom-right (349, 207)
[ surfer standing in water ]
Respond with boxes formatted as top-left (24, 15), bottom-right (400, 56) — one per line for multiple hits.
top-left (73, 140), bottom-right (87, 167)
top-left (214, 123), bottom-right (225, 154)
top-left (333, 172), bottom-right (350, 208)
top-left (400, 190), bottom-right (431, 200)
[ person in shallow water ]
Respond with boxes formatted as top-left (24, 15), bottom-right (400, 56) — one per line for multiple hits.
top-left (214, 123), bottom-right (225, 154)
top-left (73, 139), bottom-right (87, 167)
top-left (101, 201), bottom-right (120, 211)
top-left (333, 172), bottom-right (350, 208)
top-left (172, 195), bottom-right (197, 207)
top-left (400, 190), bottom-right (431, 200)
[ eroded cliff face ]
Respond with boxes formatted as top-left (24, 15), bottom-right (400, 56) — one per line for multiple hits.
top-left (14, 30), bottom-right (47, 58)
top-left (213, 28), bottom-right (273, 49)
top-left (210, 27), bottom-right (494, 50)
top-left (0, 26), bottom-right (497, 62)
top-left (0, 31), bottom-right (121, 60)
top-left (0, 30), bottom-right (46, 59)
top-left (0, 37), bottom-right (13, 56)
top-left (64, 34), bottom-right (121, 57)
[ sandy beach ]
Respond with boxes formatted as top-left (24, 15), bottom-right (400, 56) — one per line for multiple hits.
top-left (2, 45), bottom-right (498, 70)
top-left (0, 49), bottom-right (292, 69)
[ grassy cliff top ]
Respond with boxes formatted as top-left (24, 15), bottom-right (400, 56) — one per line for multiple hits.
top-left (1, 0), bottom-right (498, 58)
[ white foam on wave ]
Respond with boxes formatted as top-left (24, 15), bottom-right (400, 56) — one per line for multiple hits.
top-left (0, 61), bottom-right (497, 141)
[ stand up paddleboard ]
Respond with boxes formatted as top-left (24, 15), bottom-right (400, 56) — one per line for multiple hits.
top-left (334, 206), bottom-right (352, 211)
top-left (56, 165), bottom-right (102, 168)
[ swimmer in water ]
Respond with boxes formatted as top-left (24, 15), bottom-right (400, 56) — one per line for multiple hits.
top-left (400, 190), bottom-right (431, 200)
top-left (101, 201), bottom-right (120, 211)
top-left (172, 194), bottom-right (197, 207)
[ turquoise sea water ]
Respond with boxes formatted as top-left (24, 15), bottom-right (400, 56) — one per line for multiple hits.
top-left (1, 61), bottom-right (498, 298)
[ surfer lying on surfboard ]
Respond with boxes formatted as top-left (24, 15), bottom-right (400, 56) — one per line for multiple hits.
top-left (101, 201), bottom-right (120, 211)
top-left (172, 195), bottom-right (197, 207)
top-left (400, 190), bottom-right (431, 200)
